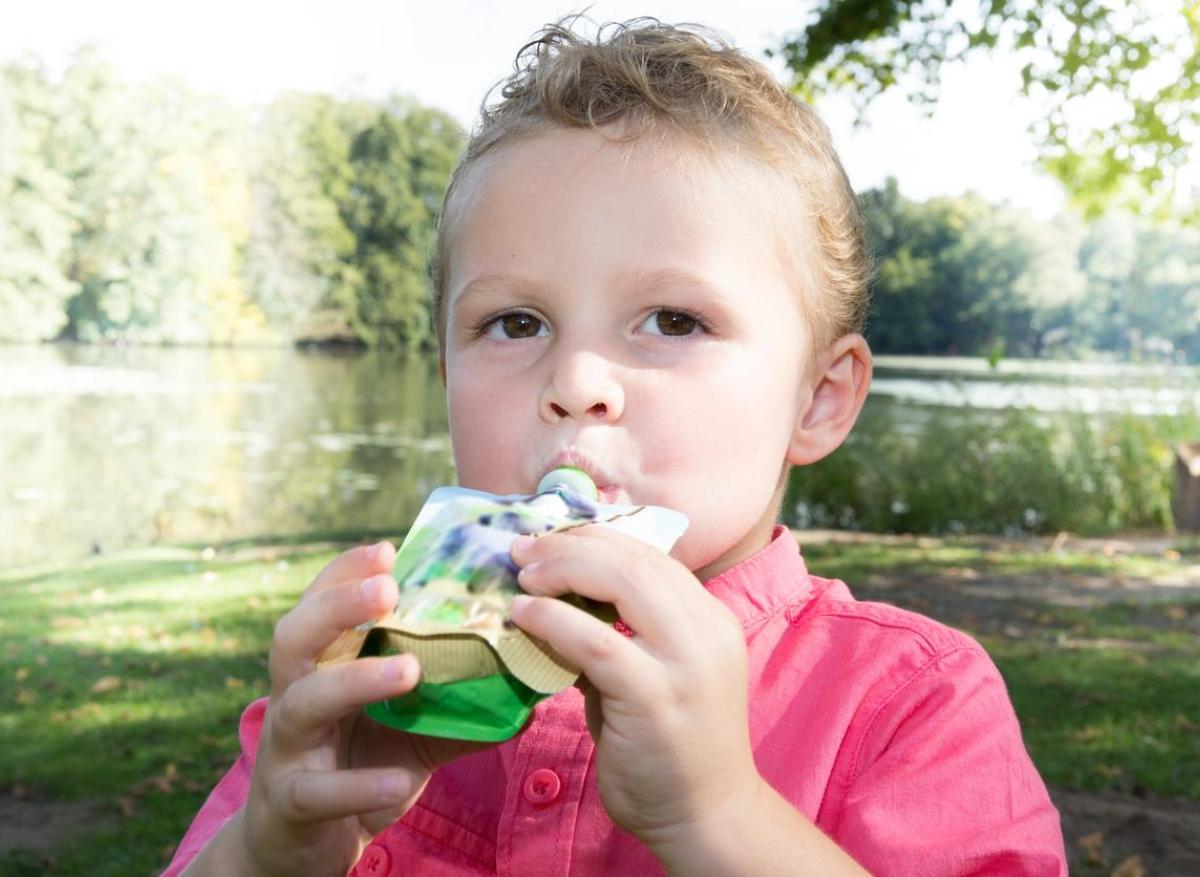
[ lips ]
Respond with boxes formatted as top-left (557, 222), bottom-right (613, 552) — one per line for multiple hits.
top-left (543, 448), bottom-right (628, 504)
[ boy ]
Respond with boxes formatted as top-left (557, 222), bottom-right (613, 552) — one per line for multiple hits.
top-left (168, 19), bottom-right (1066, 875)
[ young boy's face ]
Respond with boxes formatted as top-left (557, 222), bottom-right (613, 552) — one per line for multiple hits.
top-left (441, 128), bottom-right (819, 580)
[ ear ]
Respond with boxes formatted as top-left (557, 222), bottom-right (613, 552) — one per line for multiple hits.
top-left (787, 334), bottom-right (872, 467)
top-left (438, 352), bottom-right (447, 388)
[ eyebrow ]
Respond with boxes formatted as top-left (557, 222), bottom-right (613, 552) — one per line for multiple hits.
top-left (618, 267), bottom-right (730, 301)
top-left (450, 274), bottom-right (550, 311)
top-left (450, 267), bottom-right (728, 313)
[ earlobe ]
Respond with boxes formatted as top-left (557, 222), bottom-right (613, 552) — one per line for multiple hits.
top-left (787, 334), bottom-right (873, 467)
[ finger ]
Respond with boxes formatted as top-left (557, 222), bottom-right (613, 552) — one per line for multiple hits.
top-left (278, 766), bottom-right (421, 825)
top-left (508, 594), bottom-right (654, 695)
top-left (301, 540), bottom-right (396, 600)
top-left (512, 528), bottom-right (709, 649)
top-left (270, 574), bottom-right (399, 692)
top-left (272, 654), bottom-right (420, 753)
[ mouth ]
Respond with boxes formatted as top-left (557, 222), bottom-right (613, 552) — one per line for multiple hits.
top-left (543, 449), bottom-right (630, 505)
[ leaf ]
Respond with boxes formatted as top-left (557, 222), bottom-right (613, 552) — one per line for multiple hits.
top-left (89, 675), bottom-right (122, 694)
top-left (1111, 855), bottom-right (1144, 877)
top-left (1078, 831), bottom-right (1106, 866)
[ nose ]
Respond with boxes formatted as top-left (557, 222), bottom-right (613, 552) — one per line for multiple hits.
top-left (539, 348), bottom-right (625, 424)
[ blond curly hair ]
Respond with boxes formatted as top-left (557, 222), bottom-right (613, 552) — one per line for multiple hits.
top-left (431, 17), bottom-right (870, 351)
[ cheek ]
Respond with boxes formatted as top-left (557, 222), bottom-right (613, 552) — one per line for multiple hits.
top-left (445, 370), bottom-right (524, 488)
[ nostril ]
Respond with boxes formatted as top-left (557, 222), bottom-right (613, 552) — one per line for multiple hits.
top-left (550, 402), bottom-right (568, 417)
top-left (589, 403), bottom-right (607, 417)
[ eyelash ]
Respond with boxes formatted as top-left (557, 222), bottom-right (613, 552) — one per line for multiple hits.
top-left (474, 308), bottom-right (712, 341)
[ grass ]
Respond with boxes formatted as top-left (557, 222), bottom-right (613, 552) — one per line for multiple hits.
top-left (802, 537), bottom-right (1200, 799)
top-left (2, 532), bottom-right (1198, 874)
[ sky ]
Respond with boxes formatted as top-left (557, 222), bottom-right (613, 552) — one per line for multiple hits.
top-left (1, 0), bottom-right (1070, 216)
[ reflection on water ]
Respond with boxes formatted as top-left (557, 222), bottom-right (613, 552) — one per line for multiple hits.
top-left (1, 346), bottom-right (1196, 567)
top-left (0, 344), bottom-right (456, 567)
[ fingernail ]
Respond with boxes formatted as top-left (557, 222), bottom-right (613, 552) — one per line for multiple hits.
top-left (361, 576), bottom-right (382, 601)
top-left (510, 594), bottom-right (533, 615)
top-left (517, 561), bottom-right (540, 583)
top-left (377, 774), bottom-right (406, 803)
top-left (381, 655), bottom-right (412, 680)
top-left (511, 535), bottom-right (536, 554)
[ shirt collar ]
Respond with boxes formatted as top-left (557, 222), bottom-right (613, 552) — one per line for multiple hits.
top-left (702, 525), bottom-right (813, 627)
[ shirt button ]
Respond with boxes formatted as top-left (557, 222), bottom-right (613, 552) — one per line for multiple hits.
top-left (523, 767), bottom-right (563, 805)
top-left (359, 842), bottom-right (391, 875)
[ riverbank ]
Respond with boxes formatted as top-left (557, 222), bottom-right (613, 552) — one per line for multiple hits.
top-left (1, 530), bottom-right (1197, 874)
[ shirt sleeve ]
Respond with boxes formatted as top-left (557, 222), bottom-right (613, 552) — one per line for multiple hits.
top-left (831, 645), bottom-right (1067, 876)
top-left (159, 697), bottom-right (268, 877)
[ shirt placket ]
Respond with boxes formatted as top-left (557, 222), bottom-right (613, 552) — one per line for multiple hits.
top-left (497, 695), bottom-right (591, 877)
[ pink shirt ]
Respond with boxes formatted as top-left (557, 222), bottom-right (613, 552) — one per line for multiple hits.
top-left (163, 527), bottom-right (1066, 875)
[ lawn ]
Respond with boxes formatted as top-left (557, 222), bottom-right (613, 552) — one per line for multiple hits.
top-left (1, 531), bottom-right (1198, 875)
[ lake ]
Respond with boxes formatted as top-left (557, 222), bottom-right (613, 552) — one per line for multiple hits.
top-left (1, 344), bottom-right (1196, 567)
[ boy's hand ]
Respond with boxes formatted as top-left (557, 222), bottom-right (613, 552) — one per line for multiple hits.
top-left (239, 542), bottom-right (486, 877)
top-left (508, 527), bottom-right (762, 856)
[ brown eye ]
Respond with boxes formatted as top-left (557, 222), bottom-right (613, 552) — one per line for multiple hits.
top-left (653, 310), bottom-right (699, 336)
top-left (486, 312), bottom-right (546, 339)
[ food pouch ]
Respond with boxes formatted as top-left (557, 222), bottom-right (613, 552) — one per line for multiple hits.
top-left (317, 468), bottom-right (688, 742)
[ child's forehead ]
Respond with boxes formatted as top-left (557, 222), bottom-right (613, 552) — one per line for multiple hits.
top-left (450, 127), bottom-right (816, 262)
top-left (475, 125), bottom-right (780, 197)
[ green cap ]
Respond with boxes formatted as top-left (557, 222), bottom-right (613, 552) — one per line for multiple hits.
top-left (536, 466), bottom-right (598, 501)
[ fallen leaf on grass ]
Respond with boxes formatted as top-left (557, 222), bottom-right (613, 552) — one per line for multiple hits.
top-left (1172, 712), bottom-right (1199, 732)
top-left (14, 667), bottom-right (29, 681)
top-left (1165, 605), bottom-right (1187, 621)
top-left (90, 675), bottom-right (122, 694)
top-left (224, 677), bottom-right (245, 689)
top-left (117, 796), bottom-right (135, 818)
top-left (1078, 831), bottom-right (1106, 866)
top-left (15, 688), bottom-right (35, 705)
top-left (1110, 855), bottom-right (1143, 877)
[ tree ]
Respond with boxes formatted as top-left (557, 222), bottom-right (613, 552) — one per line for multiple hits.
top-left (244, 92), bottom-right (362, 338)
top-left (338, 100), bottom-right (463, 349)
top-left (0, 59), bottom-right (78, 341)
top-left (774, 0), bottom-right (1199, 221)
top-left (52, 49), bottom-right (259, 344)
top-left (861, 178), bottom-right (1087, 357)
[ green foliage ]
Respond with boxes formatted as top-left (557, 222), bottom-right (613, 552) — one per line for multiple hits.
top-left (338, 101), bottom-right (463, 349)
top-left (861, 178), bottom-right (1200, 361)
top-left (0, 51), bottom-right (465, 348)
top-left (785, 401), bottom-right (1200, 535)
top-left (0, 60), bottom-right (78, 341)
top-left (774, 0), bottom-right (1200, 221)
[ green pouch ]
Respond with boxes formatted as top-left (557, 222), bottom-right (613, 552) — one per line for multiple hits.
top-left (318, 469), bottom-right (687, 742)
